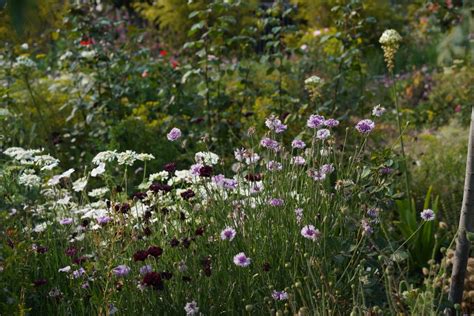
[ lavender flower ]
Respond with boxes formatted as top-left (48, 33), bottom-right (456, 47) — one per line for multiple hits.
top-left (220, 227), bottom-right (237, 241)
top-left (272, 290), bottom-right (289, 301)
top-left (420, 209), bottom-right (435, 221)
top-left (233, 252), bottom-right (251, 267)
top-left (361, 219), bottom-right (373, 235)
top-left (308, 169), bottom-right (326, 181)
top-left (97, 216), bottom-right (112, 225)
top-left (295, 208), bottom-right (303, 224)
top-left (184, 301), bottom-right (199, 315)
top-left (72, 267), bottom-right (86, 279)
top-left (367, 208), bottom-right (379, 218)
top-left (324, 119), bottom-right (340, 127)
top-left (167, 127), bottom-right (182, 141)
top-left (291, 139), bottom-right (306, 149)
top-left (355, 119), bottom-right (375, 134)
top-left (266, 160), bottom-right (283, 171)
top-left (59, 218), bottom-right (73, 225)
top-left (372, 105), bottom-right (386, 117)
top-left (301, 225), bottom-right (321, 241)
top-left (260, 137), bottom-right (281, 152)
top-left (320, 164), bottom-right (335, 175)
top-left (316, 129), bottom-right (331, 140)
top-left (291, 156), bottom-right (306, 166)
top-left (234, 148), bottom-right (246, 162)
top-left (307, 114), bottom-right (325, 129)
top-left (268, 198), bottom-right (284, 207)
top-left (265, 115), bottom-right (287, 133)
top-left (140, 265), bottom-right (153, 276)
top-left (112, 265), bottom-right (131, 277)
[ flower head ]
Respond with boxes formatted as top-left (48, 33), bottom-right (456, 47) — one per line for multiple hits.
top-left (291, 139), bottom-right (306, 149)
top-left (355, 119), bottom-right (375, 134)
top-left (184, 301), bottom-right (199, 315)
top-left (301, 225), bottom-right (321, 241)
top-left (220, 227), bottom-right (236, 241)
top-left (112, 265), bottom-right (130, 277)
top-left (307, 114), bottom-right (325, 129)
top-left (59, 218), bottom-right (73, 225)
top-left (316, 129), bottom-right (331, 140)
top-left (268, 198), bottom-right (284, 207)
top-left (265, 115), bottom-right (287, 133)
top-left (266, 160), bottom-right (283, 171)
top-left (372, 104), bottom-right (386, 117)
top-left (324, 119), bottom-right (340, 127)
top-left (167, 128), bottom-right (182, 141)
top-left (233, 252), bottom-right (251, 267)
top-left (272, 290), bottom-right (289, 301)
top-left (379, 29), bottom-right (402, 46)
top-left (420, 209), bottom-right (435, 221)
top-left (260, 137), bottom-right (281, 152)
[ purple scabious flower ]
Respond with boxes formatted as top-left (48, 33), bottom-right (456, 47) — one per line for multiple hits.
top-left (265, 115), bottom-right (287, 133)
top-left (272, 290), bottom-right (289, 301)
top-left (234, 148), bottom-right (247, 162)
top-left (220, 227), bottom-right (236, 241)
top-left (308, 169), bottom-right (326, 181)
top-left (184, 301), bottom-right (199, 315)
top-left (301, 225), bottom-right (321, 241)
top-left (266, 160), bottom-right (283, 171)
top-left (324, 119), bottom-right (340, 127)
top-left (140, 265), bottom-right (153, 275)
top-left (291, 156), bottom-right (306, 166)
top-left (295, 208), bottom-right (303, 224)
top-left (307, 114), bottom-right (325, 129)
top-left (320, 163), bottom-right (335, 175)
top-left (112, 265), bottom-right (131, 277)
top-left (420, 209), bottom-right (435, 221)
top-left (167, 127), bottom-right (182, 141)
top-left (367, 208), bottom-right (379, 218)
top-left (260, 137), bottom-right (281, 152)
top-left (361, 219), bottom-right (373, 235)
top-left (97, 216), bottom-right (112, 225)
top-left (233, 252), bottom-right (251, 267)
top-left (59, 218), bottom-right (73, 225)
top-left (72, 267), bottom-right (86, 279)
top-left (190, 163), bottom-right (204, 176)
top-left (316, 128), bottom-right (330, 140)
top-left (268, 198), bottom-right (284, 207)
top-left (291, 139), bottom-right (306, 149)
top-left (355, 119), bottom-right (375, 134)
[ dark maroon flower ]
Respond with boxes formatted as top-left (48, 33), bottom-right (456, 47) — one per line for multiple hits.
top-left (115, 185), bottom-right (123, 193)
top-left (182, 238), bottom-right (192, 249)
top-left (149, 183), bottom-right (172, 193)
top-left (65, 246), bottom-right (78, 257)
top-left (144, 210), bottom-right (152, 220)
top-left (133, 250), bottom-right (149, 262)
top-left (199, 165), bottom-right (213, 177)
top-left (263, 262), bottom-right (271, 272)
top-left (160, 271), bottom-right (173, 280)
top-left (73, 256), bottom-right (87, 265)
top-left (114, 203), bottom-right (131, 214)
top-left (106, 200), bottom-right (111, 209)
top-left (147, 246), bottom-right (163, 258)
top-left (36, 245), bottom-right (48, 254)
top-left (143, 227), bottom-right (152, 236)
top-left (170, 238), bottom-right (180, 247)
top-left (33, 279), bottom-right (48, 287)
top-left (133, 192), bottom-right (147, 200)
top-left (81, 219), bottom-right (90, 227)
top-left (179, 212), bottom-right (186, 221)
top-left (245, 173), bottom-right (263, 182)
top-left (163, 162), bottom-right (176, 173)
top-left (142, 272), bottom-right (163, 290)
top-left (195, 227), bottom-right (205, 236)
top-left (180, 189), bottom-right (195, 200)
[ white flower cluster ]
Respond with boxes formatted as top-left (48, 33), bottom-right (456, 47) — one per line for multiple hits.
top-left (304, 75), bottom-right (323, 87)
top-left (18, 169), bottom-right (41, 188)
top-left (3, 147), bottom-right (42, 164)
top-left (92, 150), bottom-right (155, 168)
top-left (379, 29), bottom-right (402, 46)
top-left (13, 55), bottom-right (36, 70)
top-left (195, 152), bottom-right (219, 165)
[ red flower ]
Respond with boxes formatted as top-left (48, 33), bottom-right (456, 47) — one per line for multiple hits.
top-left (170, 59), bottom-right (180, 69)
top-left (80, 39), bottom-right (93, 46)
top-left (159, 50), bottom-right (168, 57)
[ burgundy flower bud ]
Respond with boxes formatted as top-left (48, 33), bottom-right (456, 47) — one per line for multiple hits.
top-left (163, 162), bottom-right (176, 173)
top-left (245, 173), bottom-right (263, 182)
top-left (180, 189), bottom-right (195, 200)
top-left (142, 272), bottom-right (163, 290)
top-left (147, 246), bottom-right (163, 258)
top-left (133, 250), bottom-right (149, 262)
top-left (170, 238), bottom-right (180, 247)
top-left (199, 165), bottom-right (213, 177)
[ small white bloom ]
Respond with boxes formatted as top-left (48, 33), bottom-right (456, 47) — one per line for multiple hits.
top-left (91, 163), bottom-right (106, 177)
top-left (72, 177), bottom-right (88, 192)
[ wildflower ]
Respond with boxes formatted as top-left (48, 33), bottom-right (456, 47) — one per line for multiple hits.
top-left (372, 104), bottom-right (386, 117)
top-left (265, 115), bottom-right (287, 133)
top-left (307, 114), bottom-right (325, 129)
top-left (324, 119), bottom-right (340, 127)
top-left (420, 209), bottom-right (435, 221)
top-left (133, 250), bottom-right (149, 262)
top-left (233, 252), bottom-right (251, 267)
top-left (361, 219), bottom-right (373, 235)
top-left (379, 29), bottom-right (402, 72)
top-left (268, 198), bottom-right (284, 207)
top-left (80, 50), bottom-right (96, 59)
top-left (291, 156), bottom-right (306, 166)
top-left (234, 148), bottom-right (246, 162)
top-left (220, 227), bottom-right (236, 241)
top-left (195, 152), bottom-right (219, 165)
top-left (266, 160), bottom-right (283, 171)
top-left (88, 187), bottom-right (109, 198)
top-left (149, 171), bottom-right (169, 182)
top-left (308, 169), bottom-right (326, 181)
top-left (58, 266), bottom-right (71, 273)
top-left (260, 137), bottom-right (281, 152)
top-left (92, 151), bottom-right (116, 165)
top-left (117, 150), bottom-right (138, 166)
top-left (272, 290), bottom-right (289, 301)
top-left (301, 225), bottom-right (321, 241)
top-left (380, 166), bottom-right (393, 175)
top-left (355, 119), bottom-right (375, 134)
top-left (167, 128), bottom-right (182, 141)
top-left (18, 170), bottom-right (41, 188)
top-left (59, 218), bottom-right (73, 225)
top-left (291, 139), bottom-right (306, 149)
top-left (112, 265), bottom-right (131, 277)
top-left (34, 155), bottom-right (59, 170)
top-left (164, 162), bottom-right (177, 173)
top-left (198, 165), bottom-right (213, 177)
top-left (316, 128), bottom-right (331, 140)
top-left (97, 216), bottom-right (112, 225)
top-left (108, 304), bottom-right (118, 315)
top-left (142, 272), bottom-right (163, 290)
top-left (91, 163), bottom-right (106, 177)
top-left (72, 267), bottom-right (86, 279)
top-left (178, 261), bottom-right (188, 272)
top-left (181, 189), bottom-right (195, 200)
top-left (147, 246), bottom-right (163, 258)
top-left (320, 164), bottom-right (335, 175)
top-left (245, 153), bottom-right (260, 165)
top-left (367, 208), bottom-right (379, 218)
top-left (295, 208), bottom-right (303, 224)
top-left (140, 265), bottom-right (153, 275)
top-left (72, 177), bottom-right (88, 192)
top-left (184, 301), bottom-right (199, 315)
